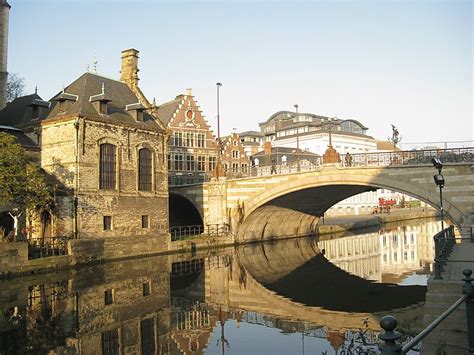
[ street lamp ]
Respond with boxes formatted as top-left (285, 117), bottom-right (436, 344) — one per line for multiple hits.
top-left (432, 157), bottom-right (445, 231)
top-left (294, 104), bottom-right (300, 172)
top-left (215, 82), bottom-right (223, 177)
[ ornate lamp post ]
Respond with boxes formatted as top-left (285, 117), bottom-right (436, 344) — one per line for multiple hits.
top-left (215, 82), bottom-right (224, 178)
top-left (294, 104), bottom-right (301, 172)
top-left (432, 157), bottom-right (445, 231)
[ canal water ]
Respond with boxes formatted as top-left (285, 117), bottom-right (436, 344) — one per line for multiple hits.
top-left (0, 218), bottom-right (441, 354)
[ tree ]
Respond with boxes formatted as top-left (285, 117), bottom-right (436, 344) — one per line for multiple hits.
top-left (0, 132), bottom-right (53, 213)
top-left (6, 73), bottom-right (25, 102)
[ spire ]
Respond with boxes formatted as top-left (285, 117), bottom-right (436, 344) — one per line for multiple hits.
top-left (92, 56), bottom-right (98, 74)
top-left (34, 85), bottom-right (38, 95)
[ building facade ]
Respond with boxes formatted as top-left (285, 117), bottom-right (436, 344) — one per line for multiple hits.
top-left (157, 89), bottom-right (219, 186)
top-left (220, 130), bottom-right (251, 176)
top-left (258, 110), bottom-right (378, 156)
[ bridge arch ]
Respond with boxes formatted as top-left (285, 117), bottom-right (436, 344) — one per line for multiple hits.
top-left (229, 165), bottom-right (468, 235)
top-left (169, 192), bottom-right (204, 227)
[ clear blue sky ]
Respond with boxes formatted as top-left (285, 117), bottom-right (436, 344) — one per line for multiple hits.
top-left (8, 0), bottom-right (473, 145)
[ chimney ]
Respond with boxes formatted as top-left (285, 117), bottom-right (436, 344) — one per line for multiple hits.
top-left (0, 1), bottom-right (11, 110)
top-left (120, 48), bottom-right (139, 89)
top-left (186, 88), bottom-right (192, 96)
top-left (264, 141), bottom-right (272, 156)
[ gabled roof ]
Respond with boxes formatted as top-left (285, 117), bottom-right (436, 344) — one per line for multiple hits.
top-left (156, 97), bottom-right (183, 125)
top-left (0, 125), bottom-right (38, 150)
top-left (44, 72), bottom-right (165, 130)
top-left (239, 130), bottom-right (264, 137)
top-left (0, 93), bottom-right (44, 127)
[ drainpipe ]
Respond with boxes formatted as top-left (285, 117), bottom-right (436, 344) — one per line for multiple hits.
top-left (73, 118), bottom-right (80, 239)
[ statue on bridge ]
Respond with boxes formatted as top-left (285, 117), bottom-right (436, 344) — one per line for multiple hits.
top-left (389, 124), bottom-right (401, 149)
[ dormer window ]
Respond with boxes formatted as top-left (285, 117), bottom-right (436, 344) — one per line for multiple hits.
top-left (89, 83), bottom-right (112, 115)
top-left (55, 92), bottom-right (78, 113)
top-left (126, 102), bottom-right (145, 122)
top-left (28, 99), bottom-right (50, 120)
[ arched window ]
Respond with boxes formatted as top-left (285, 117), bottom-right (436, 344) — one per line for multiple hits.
top-left (99, 143), bottom-right (117, 190)
top-left (138, 148), bottom-right (152, 191)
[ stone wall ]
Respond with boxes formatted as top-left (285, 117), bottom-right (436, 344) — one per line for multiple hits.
top-left (41, 116), bottom-right (169, 239)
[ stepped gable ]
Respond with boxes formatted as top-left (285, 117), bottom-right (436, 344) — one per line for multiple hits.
top-left (45, 72), bottom-right (165, 131)
top-left (157, 92), bottom-right (212, 132)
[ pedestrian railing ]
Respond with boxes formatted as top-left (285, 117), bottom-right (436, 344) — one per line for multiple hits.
top-left (378, 269), bottom-right (474, 354)
top-left (168, 147), bottom-right (474, 186)
top-left (170, 224), bottom-right (230, 241)
top-left (28, 235), bottom-right (69, 259)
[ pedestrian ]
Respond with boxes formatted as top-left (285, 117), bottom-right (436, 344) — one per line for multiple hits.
top-left (271, 159), bottom-right (277, 174)
top-left (345, 152), bottom-right (352, 167)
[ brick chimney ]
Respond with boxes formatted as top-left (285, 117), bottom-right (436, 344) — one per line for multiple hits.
top-left (120, 48), bottom-right (139, 89)
top-left (0, 0), bottom-right (11, 110)
top-left (264, 141), bottom-right (272, 155)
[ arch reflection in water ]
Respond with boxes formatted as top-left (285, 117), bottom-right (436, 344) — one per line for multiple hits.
top-left (0, 219), bottom-right (438, 354)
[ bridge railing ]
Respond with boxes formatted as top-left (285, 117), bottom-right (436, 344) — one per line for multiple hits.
top-left (378, 269), bottom-right (474, 354)
top-left (343, 147), bottom-right (474, 168)
top-left (170, 224), bottom-right (230, 241)
top-left (168, 147), bottom-right (474, 186)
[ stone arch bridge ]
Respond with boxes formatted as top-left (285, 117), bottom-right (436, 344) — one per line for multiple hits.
top-left (171, 161), bottom-right (473, 239)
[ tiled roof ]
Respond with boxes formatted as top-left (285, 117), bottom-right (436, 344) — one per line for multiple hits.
top-left (0, 126), bottom-right (38, 150)
top-left (44, 72), bottom-right (165, 130)
top-left (0, 93), bottom-right (43, 127)
top-left (156, 97), bottom-right (182, 125)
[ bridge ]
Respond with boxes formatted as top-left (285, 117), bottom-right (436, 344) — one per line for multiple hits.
top-left (170, 148), bottom-right (474, 240)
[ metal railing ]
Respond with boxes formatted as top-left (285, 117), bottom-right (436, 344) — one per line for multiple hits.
top-left (433, 225), bottom-right (458, 279)
top-left (378, 269), bottom-right (474, 354)
top-left (28, 235), bottom-right (69, 259)
top-left (170, 224), bottom-right (230, 241)
top-left (168, 147), bottom-right (474, 186)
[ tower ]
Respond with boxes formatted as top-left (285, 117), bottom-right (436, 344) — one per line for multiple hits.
top-left (0, 0), bottom-right (10, 110)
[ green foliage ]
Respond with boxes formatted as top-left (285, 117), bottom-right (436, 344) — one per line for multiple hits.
top-left (0, 132), bottom-right (53, 212)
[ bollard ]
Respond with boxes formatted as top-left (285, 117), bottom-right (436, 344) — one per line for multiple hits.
top-left (463, 269), bottom-right (474, 354)
top-left (378, 315), bottom-right (402, 354)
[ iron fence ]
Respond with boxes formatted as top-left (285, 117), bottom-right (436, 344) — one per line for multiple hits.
top-left (170, 224), bottom-right (230, 241)
top-left (168, 147), bottom-right (474, 186)
top-left (28, 235), bottom-right (69, 259)
top-left (378, 269), bottom-right (474, 354)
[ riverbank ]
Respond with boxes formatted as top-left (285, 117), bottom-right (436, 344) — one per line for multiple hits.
top-left (0, 208), bottom-right (438, 279)
top-left (317, 207), bottom-right (438, 235)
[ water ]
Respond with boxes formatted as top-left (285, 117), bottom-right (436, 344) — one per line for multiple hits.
top-left (0, 219), bottom-right (442, 354)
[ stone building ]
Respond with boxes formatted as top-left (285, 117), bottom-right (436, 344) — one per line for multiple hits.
top-left (220, 129), bottom-right (251, 176)
top-left (0, 0), bottom-right (10, 110)
top-left (0, 50), bottom-right (171, 254)
top-left (156, 89), bottom-right (219, 186)
top-left (40, 71), bottom-right (169, 240)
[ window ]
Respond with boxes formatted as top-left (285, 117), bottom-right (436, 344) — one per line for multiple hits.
top-left (186, 132), bottom-right (194, 147)
top-left (167, 154), bottom-right (171, 170)
top-left (140, 318), bottom-right (155, 354)
top-left (102, 328), bottom-right (119, 355)
top-left (208, 156), bottom-right (216, 171)
top-left (196, 134), bottom-right (205, 148)
top-left (99, 143), bottom-right (117, 190)
top-left (186, 155), bottom-right (195, 171)
top-left (232, 150), bottom-right (240, 159)
top-left (104, 289), bottom-right (114, 305)
top-left (174, 154), bottom-right (184, 171)
top-left (143, 282), bottom-right (151, 296)
top-left (197, 156), bottom-right (205, 171)
top-left (103, 216), bottom-right (112, 231)
top-left (232, 163), bottom-right (239, 172)
top-left (233, 140), bottom-right (238, 146)
top-left (141, 215), bottom-right (149, 229)
top-left (138, 149), bottom-right (152, 191)
top-left (241, 164), bottom-right (248, 173)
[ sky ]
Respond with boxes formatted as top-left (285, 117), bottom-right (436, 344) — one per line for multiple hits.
top-left (7, 0), bottom-right (473, 146)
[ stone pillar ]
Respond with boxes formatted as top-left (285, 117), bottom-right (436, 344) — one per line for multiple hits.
top-left (120, 48), bottom-right (139, 89)
top-left (0, 1), bottom-right (10, 110)
top-left (205, 178), bottom-right (228, 227)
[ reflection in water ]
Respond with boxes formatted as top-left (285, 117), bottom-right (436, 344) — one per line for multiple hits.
top-left (0, 219), bottom-right (440, 354)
